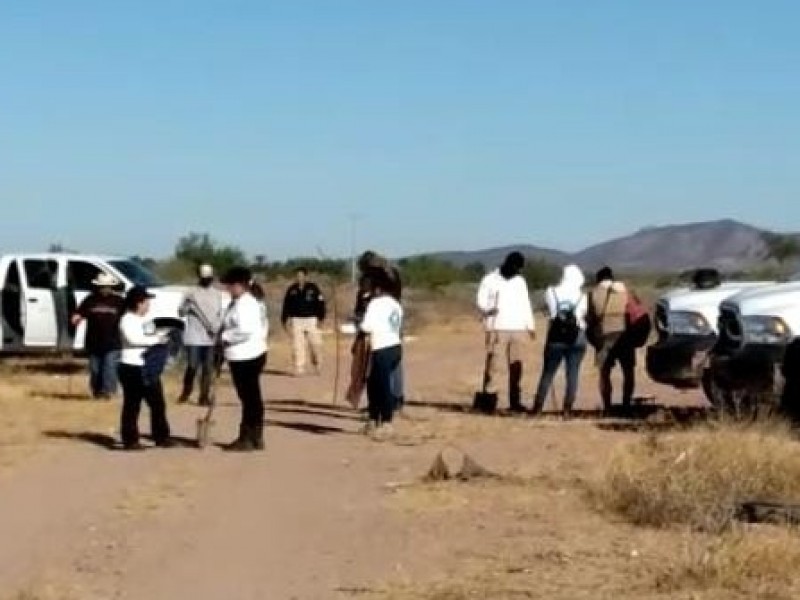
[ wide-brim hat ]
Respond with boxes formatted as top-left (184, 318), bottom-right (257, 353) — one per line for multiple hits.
top-left (92, 273), bottom-right (119, 287)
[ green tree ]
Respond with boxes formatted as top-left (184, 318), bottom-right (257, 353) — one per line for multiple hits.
top-left (397, 256), bottom-right (467, 289)
top-left (175, 232), bottom-right (248, 274)
top-left (522, 259), bottom-right (561, 290)
top-left (463, 261), bottom-right (486, 280)
top-left (762, 232), bottom-right (800, 267)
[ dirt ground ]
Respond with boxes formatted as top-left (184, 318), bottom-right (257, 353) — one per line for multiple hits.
top-left (0, 322), bottom-right (717, 600)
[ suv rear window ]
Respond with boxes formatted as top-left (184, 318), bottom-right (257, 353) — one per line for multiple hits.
top-left (24, 260), bottom-right (58, 290)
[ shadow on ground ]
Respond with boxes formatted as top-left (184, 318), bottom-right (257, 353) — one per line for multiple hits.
top-left (30, 391), bottom-right (98, 402)
top-left (266, 419), bottom-right (351, 436)
top-left (43, 430), bottom-right (118, 449)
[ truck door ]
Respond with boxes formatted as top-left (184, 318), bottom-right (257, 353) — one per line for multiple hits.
top-left (20, 258), bottom-right (59, 347)
top-left (65, 259), bottom-right (107, 350)
top-left (1, 260), bottom-right (24, 348)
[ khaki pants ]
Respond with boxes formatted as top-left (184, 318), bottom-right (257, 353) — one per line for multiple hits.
top-left (291, 317), bottom-right (322, 374)
top-left (483, 331), bottom-right (527, 409)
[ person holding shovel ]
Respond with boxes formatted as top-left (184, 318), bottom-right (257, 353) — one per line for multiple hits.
top-left (220, 267), bottom-right (268, 452)
top-left (475, 252), bottom-right (536, 413)
top-left (177, 264), bottom-right (224, 406)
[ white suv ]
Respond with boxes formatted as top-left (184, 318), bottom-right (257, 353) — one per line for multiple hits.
top-left (707, 277), bottom-right (800, 409)
top-left (0, 253), bottom-right (186, 353)
top-left (646, 277), bottom-right (771, 396)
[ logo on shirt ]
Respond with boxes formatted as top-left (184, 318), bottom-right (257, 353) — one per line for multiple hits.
top-left (389, 309), bottom-right (401, 333)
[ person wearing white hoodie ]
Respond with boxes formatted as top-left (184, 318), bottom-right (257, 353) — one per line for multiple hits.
top-left (476, 252), bottom-right (536, 412)
top-left (587, 266), bottom-right (634, 412)
top-left (531, 265), bottom-right (588, 418)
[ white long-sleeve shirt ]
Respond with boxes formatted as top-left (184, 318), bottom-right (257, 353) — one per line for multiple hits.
top-left (119, 312), bottom-right (164, 366)
top-left (220, 293), bottom-right (268, 362)
top-left (476, 270), bottom-right (535, 332)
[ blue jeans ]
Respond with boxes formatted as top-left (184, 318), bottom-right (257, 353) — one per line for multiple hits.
top-left (180, 345), bottom-right (216, 404)
top-left (368, 346), bottom-right (402, 425)
top-left (533, 338), bottom-right (587, 413)
top-left (88, 350), bottom-right (120, 398)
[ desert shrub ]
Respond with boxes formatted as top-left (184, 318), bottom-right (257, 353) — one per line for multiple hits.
top-left (398, 257), bottom-right (472, 290)
top-left (656, 528), bottom-right (800, 598)
top-left (601, 423), bottom-right (800, 532)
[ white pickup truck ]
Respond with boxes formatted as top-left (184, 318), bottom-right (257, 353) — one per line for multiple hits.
top-left (0, 253), bottom-right (186, 354)
top-left (706, 277), bottom-right (800, 411)
top-left (646, 274), bottom-right (772, 397)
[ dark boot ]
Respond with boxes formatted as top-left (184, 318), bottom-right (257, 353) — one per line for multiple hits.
top-left (250, 424), bottom-right (265, 451)
top-left (223, 425), bottom-right (255, 452)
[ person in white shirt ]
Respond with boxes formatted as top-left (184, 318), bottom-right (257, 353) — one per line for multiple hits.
top-left (220, 267), bottom-right (269, 452)
top-left (531, 264), bottom-right (589, 418)
top-left (360, 269), bottom-right (403, 439)
top-left (475, 252), bottom-right (536, 412)
top-left (117, 286), bottom-right (172, 451)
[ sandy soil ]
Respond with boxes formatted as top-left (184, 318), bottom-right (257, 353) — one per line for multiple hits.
top-left (0, 325), bottom-right (711, 599)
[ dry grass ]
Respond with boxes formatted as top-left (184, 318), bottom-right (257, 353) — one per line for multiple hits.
top-left (0, 363), bottom-right (117, 470)
top-left (601, 422), bottom-right (800, 532)
top-left (655, 527), bottom-right (800, 599)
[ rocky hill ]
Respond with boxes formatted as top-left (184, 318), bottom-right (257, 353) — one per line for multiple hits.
top-left (426, 219), bottom-right (788, 273)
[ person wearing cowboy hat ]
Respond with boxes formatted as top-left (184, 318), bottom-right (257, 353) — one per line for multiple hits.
top-left (71, 272), bottom-right (125, 399)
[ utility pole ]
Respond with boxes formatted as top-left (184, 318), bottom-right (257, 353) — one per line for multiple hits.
top-left (349, 213), bottom-right (360, 285)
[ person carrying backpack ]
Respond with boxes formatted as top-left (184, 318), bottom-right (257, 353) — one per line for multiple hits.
top-left (587, 266), bottom-right (647, 414)
top-left (531, 264), bottom-right (588, 418)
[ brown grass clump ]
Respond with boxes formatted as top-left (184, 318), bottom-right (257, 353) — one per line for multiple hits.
top-left (602, 422), bottom-right (800, 532)
top-left (656, 527), bottom-right (800, 598)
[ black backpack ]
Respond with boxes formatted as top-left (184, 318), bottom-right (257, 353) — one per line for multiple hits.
top-left (547, 291), bottom-right (581, 345)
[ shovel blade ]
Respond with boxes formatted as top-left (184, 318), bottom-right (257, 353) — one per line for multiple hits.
top-left (196, 418), bottom-right (213, 449)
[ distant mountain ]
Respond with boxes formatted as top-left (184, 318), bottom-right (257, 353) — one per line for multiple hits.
top-left (421, 220), bottom-right (787, 273)
top-left (574, 220), bottom-right (769, 272)
top-left (429, 245), bottom-right (571, 268)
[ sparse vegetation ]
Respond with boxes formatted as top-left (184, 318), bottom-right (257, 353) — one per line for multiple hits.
top-left (601, 423), bottom-right (800, 532)
top-left (655, 528), bottom-right (800, 598)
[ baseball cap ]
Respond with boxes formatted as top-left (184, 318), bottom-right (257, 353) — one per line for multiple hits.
top-left (126, 285), bottom-right (156, 305)
top-left (221, 266), bottom-right (253, 285)
top-left (198, 264), bottom-right (214, 279)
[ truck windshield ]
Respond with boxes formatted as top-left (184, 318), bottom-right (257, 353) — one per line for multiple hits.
top-left (110, 260), bottom-right (164, 289)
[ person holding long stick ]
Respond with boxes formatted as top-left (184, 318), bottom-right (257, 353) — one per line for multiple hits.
top-left (346, 251), bottom-right (402, 409)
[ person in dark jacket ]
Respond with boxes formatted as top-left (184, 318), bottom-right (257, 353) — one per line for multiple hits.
top-left (281, 268), bottom-right (326, 376)
top-left (71, 273), bottom-right (125, 399)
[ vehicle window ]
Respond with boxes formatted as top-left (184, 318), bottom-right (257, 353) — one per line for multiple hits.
top-left (109, 259), bottom-right (163, 288)
top-left (23, 260), bottom-right (58, 290)
top-left (4, 260), bottom-right (21, 290)
top-left (67, 261), bottom-right (104, 292)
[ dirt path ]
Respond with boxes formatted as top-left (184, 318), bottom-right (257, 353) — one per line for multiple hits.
top-left (0, 331), bottom-right (705, 599)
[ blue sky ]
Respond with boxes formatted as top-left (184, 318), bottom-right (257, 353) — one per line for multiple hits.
top-left (1, 1), bottom-right (799, 259)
